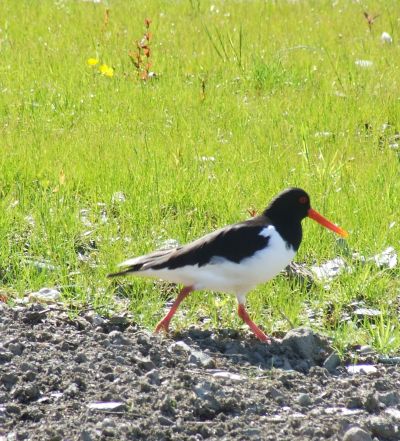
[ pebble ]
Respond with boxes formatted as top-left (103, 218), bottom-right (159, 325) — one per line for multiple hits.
top-left (211, 370), bottom-right (243, 381)
top-left (323, 352), bottom-right (341, 373)
top-left (298, 393), bottom-right (312, 407)
top-left (377, 391), bottom-right (399, 407)
top-left (28, 288), bottom-right (61, 304)
top-left (282, 328), bottom-right (328, 361)
top-left (368, 416), bottom-right (400, 439)
top-left (343, 426), bottom-right (372, 441)
top-left (108, 330), bottom-right (131, 346)
top-left (87, 402), bottom-right (126, 412)
top-left (346, 365), bottom-right (378, 375)
top-left (188, 350), bottom-right (215, 368)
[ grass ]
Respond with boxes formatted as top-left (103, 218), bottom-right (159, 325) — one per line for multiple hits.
top-left (0, 0), bottom-right (399, 354)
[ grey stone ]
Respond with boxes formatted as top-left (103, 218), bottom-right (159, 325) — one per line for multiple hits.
top-left (298, 393), bottom-right (312, 407)
top-left (282, 328), bottom-right (329, 362)
top-left (368, 416), bottom-right (400, 440)
top-left (7, 343), bottom-right (24, 356)
top-left (108, 330), bottom-right (131, 346)
top-left (87, 402), bottom-right (126, 412)
top-left (323, 352), bottom-right (341, 372)
top-left (377, 391), bottom-right (400, 407)
top-left (343, 427), bottom-right (372, 441)
top-left (188, 350), bottom-right (215, 368)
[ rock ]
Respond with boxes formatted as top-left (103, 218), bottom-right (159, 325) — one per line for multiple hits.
top-left (12, 385), bottom-right (41, 403)
top-left (346, 365), bottom-right (378, 375)
top-left (132, 356), bottom-right (155, 372)
top-left (343, 427), bottom-right (372, 441)
top-left (323, 352), bottom-right (341, 372)
top-left (1, 373), bottom-right (18, 390)
top-left (282, 328), bottom-right (329, 362)
top-left (28, 288), bottom-right (61, 304)
top-left (368, 416), bottom-right (400, 440)
top-left (346, 396), bottom-right (364, 409)
top-left (145, 369), bottom-right (161, 386)
top-left (107, 330), bottom-right (131, 345)
top-left (378, 356), bottom-right (400, 365)
top-left (188, 350), bottom-right (215, 368)
top-left (87, 402), bottom-right (127, 412)
top-left (0, 351), bottom-right (13, 364)
top-left (377, 391), bottom-right (400, 407)
top-left (298, 393), bottom-right (312, 407)
top-left (364, 392), bottom-right (381, 413)
top-left (168, 341), bottom-right (192, 354)
top-left (158, 415), bottom-right (174, 426)
top-left (7, 342), bottom-right (25, 356)
top-left (385, 408), bottom-right (400, 421)
top-left (211, 371), bottom-right (243, 381)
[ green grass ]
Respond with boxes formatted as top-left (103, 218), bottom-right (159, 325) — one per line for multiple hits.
top-left (1, 0), bottom-right (399, 354)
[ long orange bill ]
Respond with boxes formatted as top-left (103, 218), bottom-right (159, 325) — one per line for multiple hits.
top-left (308, 208), bottom-right (348, 238)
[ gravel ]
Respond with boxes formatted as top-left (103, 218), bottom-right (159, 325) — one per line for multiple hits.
top-left (1, 302), bottom-right (400, 440)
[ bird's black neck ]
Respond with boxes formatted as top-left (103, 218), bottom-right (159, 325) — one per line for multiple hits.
top-left (263, 209), bottom-right (303, 251)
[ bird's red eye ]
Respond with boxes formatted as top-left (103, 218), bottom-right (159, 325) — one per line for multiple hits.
top-left (299, 196), bottom-right (308, 204)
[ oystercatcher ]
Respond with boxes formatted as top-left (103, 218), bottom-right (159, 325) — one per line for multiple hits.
top-left (108, 188), bottom-right (348, 342)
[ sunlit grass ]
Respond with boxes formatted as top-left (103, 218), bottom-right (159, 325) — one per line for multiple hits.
top-left (0, 0), bottom-right (399, 354)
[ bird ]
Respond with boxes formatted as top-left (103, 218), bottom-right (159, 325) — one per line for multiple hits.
top-left (108, 188), bottom-right (348, 343)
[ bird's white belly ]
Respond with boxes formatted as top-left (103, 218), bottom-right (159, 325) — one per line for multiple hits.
top-left (143, 228), bottom-right (295, 294)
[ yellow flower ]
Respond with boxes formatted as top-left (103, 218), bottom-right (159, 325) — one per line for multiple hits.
top-left (87, 58), bottom-right (99, 66)
top-left (99, 64), bottom-right (114, 77)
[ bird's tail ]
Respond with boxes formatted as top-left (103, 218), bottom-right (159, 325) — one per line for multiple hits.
top-left (107, 249), bottom-right (174, 278)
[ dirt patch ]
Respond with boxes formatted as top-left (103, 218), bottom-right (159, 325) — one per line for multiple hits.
top-left (1, 303), bottom-right (400, 441)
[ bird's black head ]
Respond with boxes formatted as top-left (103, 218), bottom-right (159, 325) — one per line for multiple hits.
top-left (262, 188), bottom-right (311, 250)
top-left (264, 187), bottom-right (311, 222)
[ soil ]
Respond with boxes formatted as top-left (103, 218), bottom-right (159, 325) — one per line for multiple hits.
top-left (1, 302), bottom-right (400, 441)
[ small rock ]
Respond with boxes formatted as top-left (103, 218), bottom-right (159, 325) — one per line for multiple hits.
top-left (145, 369), bottom-right (161, 386)
top-left (108, 330), bottom-right (131, 346)
top-left (377, 391), bottom-right (400, 407)
top-left (0, 352), bottom-right (13, 364)
top-left (378, 356), bottom-right (400, 365)
top-left (188, 350), bottom-right (215, 368)
top-left (357, 345), bottom-right (375, 355)
top-left (298, 393), bottom-right (312, 407)
top-left (1, 373), bottom-right (18, 390)
top-left (346, 396), bottom-right (364, 409)
top-left (343, 426), bottom-right (372, 441)
top-left (368, 416), bottom-right (400, 439)
top-left (323, 352), bottom-right (341, 373)
top-left (282, 328), bottom-right (329, 362)
top-left (80, 430), bottom-right (95, 441)
top-left (13, 385), bottom-right (40, 403)
top-left (385, 408), bottom-right (400, 421)
top-left (158, 415), bottom-right (174, 426)
top-left (28, 287), bottom-right (61, 304)
top-left (7, 342), bottom-right (25, 356)
top-left (211, 371), bottom-right (243, 381)
top-left (87, 402), bottom-right (126, 412)
top-left (168, 341), bottom-right (191, 354)
top-left (364, 393), bottom-right (381, 413)
top-left (132, 355), bottom-right (155, 372)
top-left (346, 365), bottom-right (378, 375)
top-left (75, 353), bottom-right (89, 364)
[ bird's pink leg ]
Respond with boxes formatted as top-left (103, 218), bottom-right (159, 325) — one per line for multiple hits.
top-left (155, 286), bottom-right (193, 333)
top-left (237, 303), bottom-right (271, 343)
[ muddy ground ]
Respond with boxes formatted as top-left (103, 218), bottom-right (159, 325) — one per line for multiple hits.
top-left (1, 302), bottom-right (400, 441)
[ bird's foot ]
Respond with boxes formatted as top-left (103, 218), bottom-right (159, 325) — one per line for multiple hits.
top-left (253, 328), bottom-right (271, 344)
top-left (155, 319), bottom-right (170, 334)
